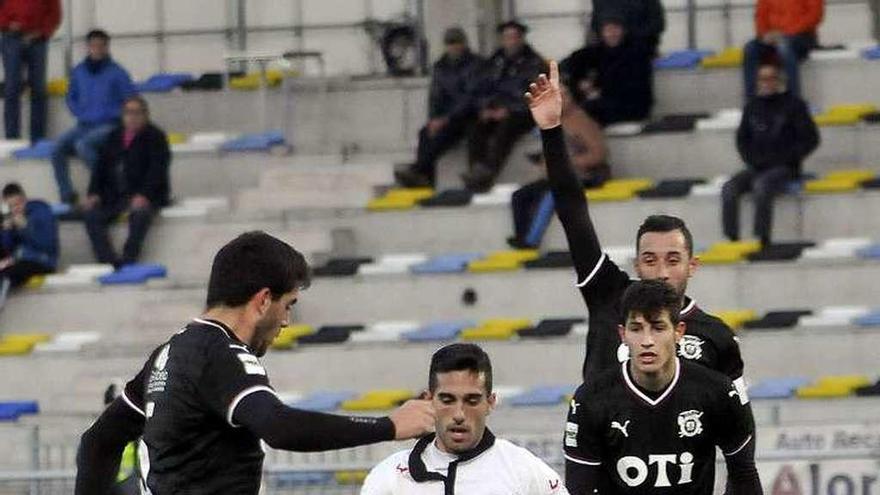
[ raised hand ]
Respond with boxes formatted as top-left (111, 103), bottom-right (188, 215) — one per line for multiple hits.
top-left (525, 60), bottom-right (563, 130)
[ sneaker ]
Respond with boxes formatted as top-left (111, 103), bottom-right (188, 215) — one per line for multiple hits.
top-left (461, 165), bottom-right (495, 193)
top-left (394, 167), bottom-right (432, 188)
top-left (506, 236), bottom-right (534, 250)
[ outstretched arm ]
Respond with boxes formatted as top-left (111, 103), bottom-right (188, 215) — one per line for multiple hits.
top-left (525, 61), bottom-right (604, 285)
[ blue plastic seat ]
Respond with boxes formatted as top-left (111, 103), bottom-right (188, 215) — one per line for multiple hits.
top-left (0, 401), bottom-right (39, 421)
top-left (410, 253), bottom-right (482, 274)
top-left (402, 321), bottom-right (474, 342)
top-left (854, 311), bottom-right (880, 327)
top-left (748, 377), bottom-right (810, 399)
top-left (654, 50), bottom-right (713, 70)
top-left (135, 73), bottom-right (194, 93)
top-left (273, 471), bottom-right (335, 487)
top-left (99, 263), bottom-right (167, 285)
top-left (857, 244), bottom-right (880, 259)
top-left (221, 130), bottom-right (286, 152)
top-left (12, 139), bottom-right (56, 160)
top-left (508, 385), bottom-right (575, 407)
top-left (863, 46), bottom-right (880, 60)
top-left (290, 391), bottom-right (356, 412)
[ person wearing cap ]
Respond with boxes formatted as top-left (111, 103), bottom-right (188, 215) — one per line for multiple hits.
top-left (590, 0), bottom-right (665, 55)
top-left (462, 21), bottom-right (546, 192)
top-left (394, 27), bottom-right (484, 188)
top-left (562, 15), bottom-right (655, 126)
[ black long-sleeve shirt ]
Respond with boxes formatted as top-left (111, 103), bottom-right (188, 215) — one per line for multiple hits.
top-left (736, 92), bottom-right (820, 174)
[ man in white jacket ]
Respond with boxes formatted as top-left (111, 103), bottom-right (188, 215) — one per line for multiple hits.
top-left (361, 343), bottom-right (567, 495)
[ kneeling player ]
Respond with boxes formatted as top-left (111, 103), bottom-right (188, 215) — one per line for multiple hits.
top-left (564, 280), bottom-right (761, 494)
top-left (362, 343), bottom-right (567, 494)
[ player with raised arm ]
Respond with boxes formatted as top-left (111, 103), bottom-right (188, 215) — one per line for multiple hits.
top-left (361, 343), bottom-right (567, 495)
top-left (563, 280), bottom-right (761, 494)
top-left (525, 62), bottom-right (748, 390)
top-left (76, 231), bottom-right (436, 495)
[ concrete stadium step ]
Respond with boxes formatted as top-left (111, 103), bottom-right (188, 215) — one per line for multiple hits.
top-left (3, 258), bottom-right (877, 334)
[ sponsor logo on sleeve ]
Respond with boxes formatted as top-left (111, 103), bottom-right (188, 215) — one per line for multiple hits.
top-left (237, 353), bottom-right (266, 376)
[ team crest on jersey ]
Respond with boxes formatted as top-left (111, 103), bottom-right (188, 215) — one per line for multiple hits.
top-left (677, 410), bottom-right (704, 438)
top-left (677, 335), bottom-right (704, 360)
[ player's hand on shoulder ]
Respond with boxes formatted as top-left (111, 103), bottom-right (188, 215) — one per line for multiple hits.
top-left (389, 399), bottom-right (436, 440)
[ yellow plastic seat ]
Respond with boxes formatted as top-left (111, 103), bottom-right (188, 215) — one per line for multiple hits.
top-left (229, 74), bottom-right (261, 91)
top-left (486, 250), bottom-right (540, 263)
top-left (341, 389), bottom-right (414, 411)
top-left (825, 103), bottom-right (877, 118)
top-left (367, 196), bottom-right (417, 212)
top-left (813, 112), bottom-right (860, 127)
top-left (467, 258), bottom-right (521, 272)
top-left (701, 47), bottom-right (744, 68)
top-left (47, 78), bottom-right (69, 97)
top-left (585, 188), bottom-right (636, 202)
top-left (271, 325), bottom-right (314, 350)
top-left (481, 318), bottom-right (531, 330)
top-left (0, 340), bottom-right (33, 356)
top-left (816, 374), bottom-right (872, 388)
top-left (804, 179), bottom-right (859, 194)
top-left (24, 275), bottom-right (45, 289)
top-left (2, 333), bottom-right (51, 345)
top-left (713, 310), bottom-right (757, 330)
top-left (460, 319), bottom-right (530, 341)
top-left (167, 133), bottom-right (187, 145)
top-left (824, 169), bottom-right (876, 183)
top-left (796, 375), bottom-right (870, 399)
top-left (603, 178), bottom-right (655, 193)
top-left (335, 470), bottom-right (368, 484)
top-left (384, 188), bottom-right (434, 201)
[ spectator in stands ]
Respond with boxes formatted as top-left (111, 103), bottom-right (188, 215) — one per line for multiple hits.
top-left (462, 21), bottom-right (546, 192)
top-left (561, 15), bottom-right (655, 126)
top-left (0, 0), bottom-right (61, 142)
top-left (590, 0), bottom-right (665, 55)
top-left (722, 64), bottom-right (819, 245)
top-left (508, 93), bottom-right (609, 249)
top-left (394, 27), bottom-right (483, 188)
top-left (52, 29), bottom-right (136, 206)
top-left (1, 183), bottom-right (58, 303)
top-left (84, 96), bottom-right (170, 268)
top-left (743, 0), bottom-right (824, 100)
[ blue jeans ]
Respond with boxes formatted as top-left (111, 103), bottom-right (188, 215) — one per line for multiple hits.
top-left (51, 123), bottom-right (116, 203)
top-left (743, 34), bottom-right (815, 100)
top-left (1, 33), bottom-right (48, 141)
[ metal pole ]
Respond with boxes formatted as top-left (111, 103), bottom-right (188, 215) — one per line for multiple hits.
top-left (686, 0), bottom-right (697, 50)
top-left (156, 0), bottom-right (167, 73)
top-left (722, 0), bottom-right (733, 47)
top-left (28, 426), bottom-right (39, 495)
top-left (414, 0), bottom-right (428, 75)
top-left (63, 0), bottom-right (74, 75)
top-left (236, 0), bottom-right (247, 53)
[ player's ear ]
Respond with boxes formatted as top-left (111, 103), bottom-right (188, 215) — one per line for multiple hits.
top-left (617, 324), bottom-right (626, 341)
top-left (687, 252), bottom-right (700, 277)
top-left (487, 392), bottom-right (497, 412)
top-left (255, 288), bottom-right (272, 314)
top-left (674, 321), bottom-right (687, 342)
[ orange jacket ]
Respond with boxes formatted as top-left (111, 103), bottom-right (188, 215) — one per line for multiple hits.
top-left (755, 0), bottom-right (824, 37)
top-left (0, 0), bottom-right (62, 40)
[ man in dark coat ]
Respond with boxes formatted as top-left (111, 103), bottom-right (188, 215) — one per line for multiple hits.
top-left (462, 21), bottom-right (546, 192)
top-left (590, 0), bottom-right (665, 54)
top-left (722, 64), bottom-right (819, 245)
top-left (84, 96), bottom-right (170, 267)
top-left (395, 27), bottom-right (483, 188)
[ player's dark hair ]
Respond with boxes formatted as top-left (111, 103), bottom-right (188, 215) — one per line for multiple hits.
top-left (636, 215), bottom-right (694, 257)
top-left (206, 231), bottom-right (311, 308)
top-left (2, 182), bottom-right (24, 199)
top-left (86, 29), bottom-right (110, 42)
top-left (429, 343), bottom-right (493, 394)
top-left (620, 280), bottom-right (682, 326)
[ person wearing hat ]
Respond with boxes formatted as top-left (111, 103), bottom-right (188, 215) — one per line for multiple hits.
top-left (462, 21), bottom-right (546, 192)
top-left (561, 15), bottom-right (655, 126)
top-left (590, 0), bottom-right (665, 55)
top-left (395, 27), bottom-right (484, 188)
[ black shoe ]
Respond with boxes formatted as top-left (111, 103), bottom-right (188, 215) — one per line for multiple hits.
top-left (394, 167), bottom-right (432, 188)
top-left (507, 236), bottom-right (534, 250)
top-left (461, 164), bottom-right (495, 193)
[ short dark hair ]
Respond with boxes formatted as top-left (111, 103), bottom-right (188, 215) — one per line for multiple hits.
top-left (124, 95), bottom-right (150, 114)
top-left (496, 20), bottom-right (528, 35)
top-left (206, 231), bottom-right (311, 308)
top-left (2, 182), bottom-right (25, 198)
top-left (429, 343), bottom-right (493, 394)
top-left (636, 215), bottom-right (694, 256)
top-left (620, 279), bottom-right (682, 326)
top-left (86, 30), bottom-right (110, 42)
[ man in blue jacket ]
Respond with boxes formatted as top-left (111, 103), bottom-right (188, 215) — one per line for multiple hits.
top-left (51, 29), bottom-right (135, 206)
top-left (1, 183), bottom-right (58, 304)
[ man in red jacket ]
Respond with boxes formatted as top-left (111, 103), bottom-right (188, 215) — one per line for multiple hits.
top-left (743, 0), bottom-right (823, 101)
top-left (0, 0), bottom-right (62, 142)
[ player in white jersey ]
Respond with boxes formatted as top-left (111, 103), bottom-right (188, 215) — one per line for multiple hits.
top-left (362, 343), bottom-right (567, 495)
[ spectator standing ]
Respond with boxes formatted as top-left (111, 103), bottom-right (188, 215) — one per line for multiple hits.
top-left (462, 21), bottom-right (545, 192)
top-left (562, 15), bottom-right (654, 126)
top-left (84, 96), bottom-right (170, 268)
top-left (52, 29), bottom-right (135, 206)
top-left (590, 0), bottom-right (665, 54)
top-left (743, 0), bottom-right (824, 100)
top-left (394, 27), bottom-right (483, 188)
top-left (1, 183), bottom-right (58, 305)
top-left (723, 64), bottom-right (819, 245)
top-left (0, 0), bottom-right (62, 141)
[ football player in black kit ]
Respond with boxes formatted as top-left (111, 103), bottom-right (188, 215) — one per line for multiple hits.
top-left (75, 232), bottom-right (436, 494)
top-left (526, 61), bottom-right (747, 390)
top-left (563, 280), bottom-right (761, 494)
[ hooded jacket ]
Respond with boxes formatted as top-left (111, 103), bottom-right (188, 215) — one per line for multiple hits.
top-left (428, 51), bottom-right (484, 121)
top-left (736, 92), bottom-right (820, 173)
top-left (1, 200), bottom-right (58, 269)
